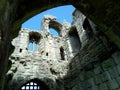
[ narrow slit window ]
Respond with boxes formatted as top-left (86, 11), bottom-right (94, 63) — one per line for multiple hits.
top-left (19, 49), bottom-right (22, 53)
top-left (46, 53), bottom-right (48, 56)
top-left (60, 47), bottom-right (65, 60)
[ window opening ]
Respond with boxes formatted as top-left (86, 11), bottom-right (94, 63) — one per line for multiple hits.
top-left (19, 48), bottom-right (22, 53)
top-left (83, 18), bottom-right (93, 37)
top-left (29, 42), bottom-right (33, 51)
top-left (29, 32), bottom-right (40, 52)
top-left (49, 28), bottom-right (59, 36)
top-left (20, 79), bottom-right (50, 90)
top-left (46, 53), bottom-right (48, 56)
top-left (34, 43), bottom-right (38, 51)
top-left (29, 38), bottom-right (38, 52)
top-left (60, 47), bottom-right (65, 60)
top-left (69, 27), bottom-right (81, 54)
top-left (21, 81), bottom-right (40, 90)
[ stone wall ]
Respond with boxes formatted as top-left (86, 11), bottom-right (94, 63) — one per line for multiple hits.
top-left (7, 15), bottom-right (70, 90)
top-left (64, 51), bottom-right (120, 90)
top-left (63, 9), bottom-right (120, 90)
top-left (1, 0), bottom-right (120, 90)
top-left (6, 10), bottom-right (120, 90)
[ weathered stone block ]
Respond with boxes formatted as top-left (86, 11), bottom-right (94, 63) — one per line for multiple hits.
top-left (101, 71), bottom-right (111, 82)
top-left (112, 51), bottom-right (120, 65)
top-left (94, 66), bottom-right (103, 75)
top-left (77, 83), bottom-right (84, 90)
top-left (72, 85), bottom-right (78, 90)
top-left (108, 67), bottom-right (119, 79)
top-left (87, 78), bottom-right (95, 87)
top-left (102, 58), bottom-right (116, 71)
top-left (107, 79), bottom-right (119, 89)
top-left (84, 70), bottom-right (94, 79)
top-left (91, 85), bottom-right (98, 90)
top-left (78, 73), bottom-right (85, 81)
top-left (98, 83), bottom-right (108, 90)
top-left (116, 65), bottom-right (120, 75)
top-left (84, 80), bottom-right (91, 88)
top-left (94, 75), bottom-right (102, 85)
top-left (116, 76), bottom-right (120, 86)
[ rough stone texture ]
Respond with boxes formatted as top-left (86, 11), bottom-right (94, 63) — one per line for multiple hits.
top-left (7, 15), bottom-right (70, 90)
top-left (64, 51), bottom-right (120, 90)
top-left (0, 0), bottom-right (120, 90)
top-left (63, 10), bottom-right (120, 90)
top-left (6, 10), bottom-right (120, 90)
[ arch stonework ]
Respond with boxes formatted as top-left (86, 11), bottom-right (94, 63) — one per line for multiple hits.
top-left (20, 79), bottom-right (50, 90)
top-left (0, 0), bottom-right (120, 90)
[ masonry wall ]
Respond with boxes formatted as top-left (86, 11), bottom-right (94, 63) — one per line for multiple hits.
top-left (63, 10), bottom-right (120, 90)
top-left (7, 28), bottom-right (69, 90)
top-left (64, 51), bottom-right (120, 90)
top-left (7, 15), bottom-right (70, 90)
top-left (6, 11), bottom-right (120, 90)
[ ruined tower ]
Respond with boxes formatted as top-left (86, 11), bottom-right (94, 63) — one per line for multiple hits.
top-left (7, 14), bottom-right (71, 90)
top-left (6, 10), bottom-right (120, 90)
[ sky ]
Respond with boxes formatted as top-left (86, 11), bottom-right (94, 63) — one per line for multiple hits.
top-left (22, 5), bottom-right (75, 31)
top-left (22, 5), bottom-right (75, 51)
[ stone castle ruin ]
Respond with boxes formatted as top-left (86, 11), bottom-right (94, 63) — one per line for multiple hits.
top-left (6, 9), bottom-right (120, 90)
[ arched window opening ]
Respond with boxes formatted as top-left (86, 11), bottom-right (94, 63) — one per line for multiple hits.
top-left (48, 19), bottom-right (62, 36)
top-left (29, 38), bottom-right (39, 52)
top-left (20, 79), bottom-right (49, 90)
top-left (21, 82), bottom-right (40, 90)
top-left (83, 18), bottom-right (93, 37)
top-left (29, 38), bottom-right (38, 52)
top-left (60, 47), bottom-right (65, 60)
top-left (22, 5), bottom-right (75, 30)
top-left (49, 28), bottom-right (59, 36)
top-left (69, 27), bottom-right (81, 54)
top-left (29, 32), bottom-right (41, 52)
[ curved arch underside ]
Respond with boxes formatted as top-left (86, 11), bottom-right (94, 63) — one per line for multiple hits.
top-left (11, 0), bottom-right (120, 48)
top-left (0, 0), bottom-right (120, 90)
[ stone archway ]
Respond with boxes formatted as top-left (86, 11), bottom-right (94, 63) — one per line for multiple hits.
top-left (20, 79), bottom-right (50, 90)
top-left (0, 0), bottom-right (120, 90)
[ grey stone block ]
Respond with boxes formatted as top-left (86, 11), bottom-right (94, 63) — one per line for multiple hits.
top-left (94, 75), bottom-right (102, 85)
top-left (87, 78), bottom-right (95, 87)
top-left (98, 83), bottom-right (108, 90)
top-left (91, 85), bottom-right (98, 90)
top-left (107, 79), bottom-right (119, 89)
top-left (108, 67), bottom-right (119, 79)
top-left (85, 70), bottom-right (94, 79)
top-left (116, 65), bottom-right (120, 75)
top-left (112, 51), bottom-right (120, 65)
top-left (102, 58), bottom-right (116, 71)
top-left (79, 73), bottom-right (85, 81)
top-left (101, 71), bottom-right (111, 82)
top-left (94, 66), bottom-right (103, 75)
top-left (115, 76), bottom-right (120, 86)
